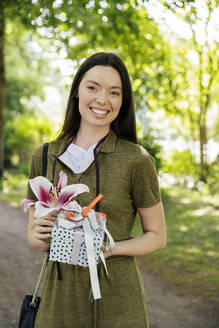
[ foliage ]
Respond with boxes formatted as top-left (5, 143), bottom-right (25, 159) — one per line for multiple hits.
top-left (5, 21), bottom-right (46, 119)
top-left (162, 149), bottom-right (198, 182)
top-left (5, 115), bottom-right (54, 173)
top-left (138, 133), bottom-right (162, 171)
top-left (2, 172), bottom-right (27, 191)
top-left (3, 20), bottom-right (63, 171)
top-left (207, 157), bottom-right (219, 194)
top-left (159, 0), bottom-right (219, 183)
top-left (0, 171), bottom-right (27, 206)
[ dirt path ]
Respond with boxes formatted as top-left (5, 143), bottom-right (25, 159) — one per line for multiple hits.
top-left (0, 201), bottom-right (218, 328)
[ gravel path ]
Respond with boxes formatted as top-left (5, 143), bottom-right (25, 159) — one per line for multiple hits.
top-left (0, 201), bottom-right (218, 328)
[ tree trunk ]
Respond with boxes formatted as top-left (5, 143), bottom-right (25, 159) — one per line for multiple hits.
top-left (197, 48), bottom-right (209, 183)
top-left (199, 114), bottom-right (208, 183)
top-left (0, 6), bottom-right (5, 189)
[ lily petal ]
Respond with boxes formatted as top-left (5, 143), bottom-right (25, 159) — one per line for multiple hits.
top-left (29, 176), bottom-right (54, 204)
top-left (56, 171), bottom-right (67, 194)
top-left (62, 200), bottom-right (82, 213)
top-left (57, 184), bottom-right (89, 206)
top-left (20, 199), bottom-right (36, 212)
top-left (34, 201), bottom-right (57, 218)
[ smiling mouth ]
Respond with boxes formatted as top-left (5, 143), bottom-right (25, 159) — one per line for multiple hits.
top-left (89, 107), bottom-right (110, 116)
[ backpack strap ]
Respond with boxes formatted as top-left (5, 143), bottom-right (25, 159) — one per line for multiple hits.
top-left (43, 142), bottom-right (62, 280)
top-left (43, 143), bottom-right (49, 177)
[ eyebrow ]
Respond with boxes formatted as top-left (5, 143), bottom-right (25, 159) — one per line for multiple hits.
top-left (86, 80), bottom-right (122, 90)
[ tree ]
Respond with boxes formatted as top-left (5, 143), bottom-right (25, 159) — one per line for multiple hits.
top-left (160, 0), bottom-right (219, 183)
top-left (3, 19), bottom-right (61, 172)
top-left (162, 149), bottom-right (197, 185)
top-left (0, 0), bottom-right (37, 185)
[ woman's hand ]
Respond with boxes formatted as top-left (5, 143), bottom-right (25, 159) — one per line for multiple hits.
top-left (101, 242), bottom-right (116, 259)
top-left (27, 207), bottom-right (56, 253)
top-left (32, 216), bottom-right (56, 239)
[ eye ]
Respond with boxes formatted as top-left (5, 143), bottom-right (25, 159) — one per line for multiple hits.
top-left (110, 91), bottom-right (120, 96)
top-left (87, 85), bottom-right (96, 91)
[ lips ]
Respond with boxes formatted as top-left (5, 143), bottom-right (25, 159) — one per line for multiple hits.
top-left (89, 106), bottom-right (110, 115)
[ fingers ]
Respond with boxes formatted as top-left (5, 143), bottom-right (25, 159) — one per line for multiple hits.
top-left (33, 216), bottom-right (56, 240)
top-left (33, 217), bottom-right (56, 228)
top-left (35, 225), bottom-right (53, 234)
top-left (35, 233), bottom-right (51, 240)
top-left (40, 214), bottom-right (56, 221)
top-left (101, 243), bottom-right (109, 259)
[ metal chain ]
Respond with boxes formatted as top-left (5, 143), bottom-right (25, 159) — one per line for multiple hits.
top-left (30, 252), bottom-right (49, 307)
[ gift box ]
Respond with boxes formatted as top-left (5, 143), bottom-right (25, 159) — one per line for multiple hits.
top-left (49, 204), bottom-right (115, 300)
top-left (49, 210), bottom-right (105, 267)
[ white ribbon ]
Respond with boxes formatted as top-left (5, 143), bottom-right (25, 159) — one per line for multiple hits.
top-left (83, 217), bottom-right (101, 300)
top-left (57, 209), bottom-right (115, 300)
top-left (82, 211), bottom-right (115, 300)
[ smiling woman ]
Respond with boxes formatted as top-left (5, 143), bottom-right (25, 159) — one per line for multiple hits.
top-left (26, 52), bottom-right (166, 328)
top-left (77, 65), bottom-right (123, 135)
top-left (58, 52), bottom-right (137, 145)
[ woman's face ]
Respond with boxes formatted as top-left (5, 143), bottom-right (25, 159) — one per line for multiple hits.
top-left (77, 65), bottom-right (123, 131)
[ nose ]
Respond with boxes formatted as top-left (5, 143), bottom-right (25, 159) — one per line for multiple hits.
top-left (96, 90), bottom-right (107, 104)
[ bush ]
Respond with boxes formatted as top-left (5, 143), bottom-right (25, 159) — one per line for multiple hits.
top-left (2, 172), bottom-right (27, 193)
top-left (4, 114), bottom-right (54, 170)
top-left (138, 134), bottom-right (162, 171)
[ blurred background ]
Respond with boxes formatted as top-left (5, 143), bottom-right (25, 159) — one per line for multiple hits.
top-left (0, 0), bottom-right (218, 321)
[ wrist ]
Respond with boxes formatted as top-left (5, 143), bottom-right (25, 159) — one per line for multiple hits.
top-left (109, 242), bottom-right (122, 256)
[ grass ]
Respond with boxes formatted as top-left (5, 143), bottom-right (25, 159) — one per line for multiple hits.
top-left (133, 186), bottom-right (219, 307)
top-left (1, 176), bottom-right (219, 307)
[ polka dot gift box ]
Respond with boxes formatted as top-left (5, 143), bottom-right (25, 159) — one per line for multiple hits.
top-left (49, 194), bottom-right (115, 300)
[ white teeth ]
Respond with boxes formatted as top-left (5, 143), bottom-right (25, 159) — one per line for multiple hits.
top-left (91, 107), bottom-right (108, 115)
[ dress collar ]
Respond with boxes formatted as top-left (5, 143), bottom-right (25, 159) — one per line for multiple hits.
top-left (49, 129), bottom-right (117, 157)
top-left (99, 129), bottom-right (117, 153)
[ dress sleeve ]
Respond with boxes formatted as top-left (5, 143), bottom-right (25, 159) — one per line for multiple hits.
top-left (131, 147), bottom-right (161, 208)
top-left (26, 145), bottom-right (44, 201)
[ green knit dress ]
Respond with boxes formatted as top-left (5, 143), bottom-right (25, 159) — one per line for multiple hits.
top-left (27, 130), bottom-right (161, 328)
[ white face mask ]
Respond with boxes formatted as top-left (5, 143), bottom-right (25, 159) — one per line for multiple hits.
top-left (58, 142), bottom-right (97, 174)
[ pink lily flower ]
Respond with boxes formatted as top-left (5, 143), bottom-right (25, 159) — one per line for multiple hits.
top-left (20, 171), bottom-right (89, 218)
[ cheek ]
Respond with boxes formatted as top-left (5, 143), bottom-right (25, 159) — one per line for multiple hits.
top-left (78, 100), bottom-right (89, 118)
top-left (78, 93), bottom-right (91, 109)
top-left (78, 98), bottom-right (84, 113)
top-left (114, 98), bottom-right (122, 112)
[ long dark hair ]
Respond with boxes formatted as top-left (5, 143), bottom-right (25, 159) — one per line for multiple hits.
top-left (58, 52), bottom-right (137, 143)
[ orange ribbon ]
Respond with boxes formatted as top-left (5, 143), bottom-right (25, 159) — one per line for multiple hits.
top-left (66, 193), bottom-right (106, 221)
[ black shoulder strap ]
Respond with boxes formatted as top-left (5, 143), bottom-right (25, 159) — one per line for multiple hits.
top-left (43, 143), bottom-right (49, 177)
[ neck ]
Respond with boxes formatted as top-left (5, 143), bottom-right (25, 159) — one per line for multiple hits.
top-left (74, 124), bottom-right (110, 150)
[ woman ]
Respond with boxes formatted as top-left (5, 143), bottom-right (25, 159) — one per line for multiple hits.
top-left (27, 52), bottom-right (166, 328)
